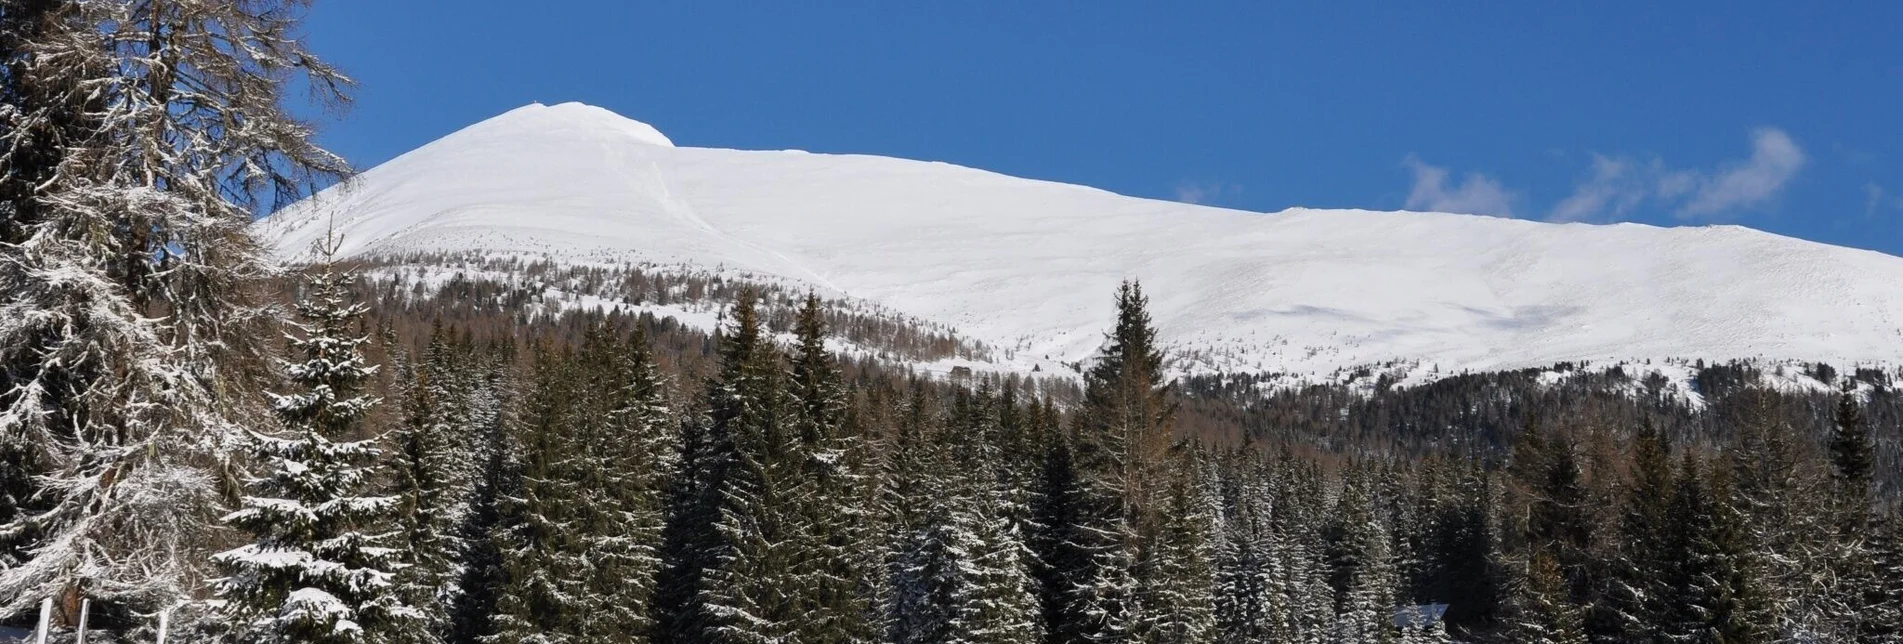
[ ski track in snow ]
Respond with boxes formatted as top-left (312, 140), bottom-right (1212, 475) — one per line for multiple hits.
top-left (258, 102), bottom-right (1903, 386)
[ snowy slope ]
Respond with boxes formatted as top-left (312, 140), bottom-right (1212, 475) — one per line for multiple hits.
top-left (259, 102), bottom-right (1903, 382)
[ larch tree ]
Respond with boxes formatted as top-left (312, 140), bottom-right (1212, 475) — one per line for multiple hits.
top-left (0, 0), bottom-right (350, 624)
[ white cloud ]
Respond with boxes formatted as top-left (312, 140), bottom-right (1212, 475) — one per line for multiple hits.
top-left (1866, 182), bottom-right (1903, 217)
top-left (1403, 156), bottom-right (1515, 217)
top-left (1675, 127), bottom-right (1805, 218)
top-left (1450, 127), bottom-right (1810, 223)
top-left (1547, 154), bottom-right (1648, 223)
top-left (1173, 180), bottom-right (1239, 205)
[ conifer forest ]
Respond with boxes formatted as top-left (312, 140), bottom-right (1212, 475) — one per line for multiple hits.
top-left (2, 2), bottom-right (1902, 643)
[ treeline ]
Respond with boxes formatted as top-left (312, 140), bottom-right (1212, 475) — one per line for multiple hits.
top-left (352, 278), bottom-right (1903, 644)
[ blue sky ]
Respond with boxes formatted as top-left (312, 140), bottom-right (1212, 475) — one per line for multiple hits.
top-left (299, 2), bottom-right (1903, 254)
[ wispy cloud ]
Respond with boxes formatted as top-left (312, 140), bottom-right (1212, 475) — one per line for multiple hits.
top-left (1403, 156), bottom-right (1515, 217)
top-left (1675, 128), bottom-right (1805, 218)
top-left (1548, 154), bottom-right (1648, 223)
top-left (1867, 182), bottom-right (1903, 217)
top-left (1407, 128), bottom-right (1806, 223)
top-left (1173, 180), bottom-right (1240, 206)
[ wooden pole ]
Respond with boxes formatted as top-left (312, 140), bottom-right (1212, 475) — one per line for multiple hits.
top-left (32, 597), bottom-right (50, 644)
top-left (73, 599), bottom-right (89, 644)
top-left (155, 608), bottom-right (170, 644)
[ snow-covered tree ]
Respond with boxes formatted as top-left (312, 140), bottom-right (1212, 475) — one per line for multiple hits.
top-left (1135, 447), bottom-right (1216, 644)
top-left (1329, 477), bottom-right (1398, 644)
top-left (886, 385), bottom-right (1042, 644)
top-left (1503, 552), bottom-right (1585, 644)
top-left (786, 295), bottom-right (879, 644)
top-left (0, 0), bottom-right (349, 622)
top-left (568, 324), bottom-right (675, 642)
top-left (388, 327), bottom-right (468, 643)
top-left (213, 234), bottom-right (411, 643)
top-left (487, 345), bottom-right (587, 644)
top-left (1069, 280), bottom-right (1175, 644)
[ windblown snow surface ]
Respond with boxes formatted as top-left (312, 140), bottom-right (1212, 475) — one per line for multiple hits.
top-left (259, 102), bottom-right (1903, 386)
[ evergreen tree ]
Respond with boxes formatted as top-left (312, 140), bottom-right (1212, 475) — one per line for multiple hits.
top-left (1826, 382), bottom-right (1879, 641)
top-left (787, 295), bottom-right (879, 644)
top-left (555, 324), bottom-right (677, 642)
top-left (488, 346), bottom-right (587, 643)
top-left (1135, 446), bottom-right (1216, 644)
top-left (1830, 382), bottom-right (1876, 511)
top-left (1865, 512), bottom-right (1903, 643)
top-left (213, 237), bottom-right (411, 643)
top-left (1031, 420), bottom-right (1093, 644)
top-left (447, 371), bottom-right (516, 644)
top-left (390, 328), bottom-right (468, 642)
top-left (1504, 552), bottom-right (1587, 644)
top-left (1660, 455), bottom-right (1771, 644)
top-left (1328, 474), bottom-right (1397, 644)
top-left (1605, 423), bottom-right (1674, 644)
top-left (887, 389), bottom-right (1042, 644)
top-left (1725, 390), bottom-right (1820, 639)
top-left (1070, 281), bottom-right (1175, 644)
top-left (0, 0), bottom-right (348, 621)
top-left (658, 292), bottom-right (808, 644)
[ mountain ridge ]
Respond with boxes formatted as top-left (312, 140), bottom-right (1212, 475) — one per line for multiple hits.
top-left (258, 102), bottom-right (1903, 385)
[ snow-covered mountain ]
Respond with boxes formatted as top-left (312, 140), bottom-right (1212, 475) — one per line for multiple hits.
top-left (258, 102), bottom-right (1903, 384)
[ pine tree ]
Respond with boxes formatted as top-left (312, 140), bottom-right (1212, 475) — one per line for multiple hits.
top-left (213, 235), bottom-right (411, 643)
top-left (0, 0), bottom-right (349, 621)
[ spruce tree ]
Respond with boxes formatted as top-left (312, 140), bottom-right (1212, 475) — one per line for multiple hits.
top-left (887, 389), bottom-right (1043, 644)
top-left (1504, 552), bottom-right (1587, 644)
top-left (1660, 454), bottom-right (1772, 644)
top-left (213, 236), bottom-right (412, 643)
top-left (659, 292), bottom-right (807, 644)
top-left (567, 323), bottom-right (676, 642)
top-left (1825, 382), bottom-right (1879, 641)
top-left (1865, 512), bottom-right (1903, 643)
top-left (390, 328), bottom-right (467, 642)
top-left (1328, 474), bottom-right (1397, 644)
top-left (1605, 423), bottom-right (1674, 643)
top-left (1069, 281), bottom-right (1175, 644)
top-left (488, 345), bottom-right (587, 643)
top-left (447, 374), bottom-right (516, 644)
top-left (787, 295), bottom-right (879, 644)
top-left (1135, 446), bottom-right (1217, 644)
top-left (1031, 421), bottom-right (1092, 644)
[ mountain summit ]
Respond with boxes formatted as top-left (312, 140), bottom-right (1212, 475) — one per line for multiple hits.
top-left (259, 103), bottom-right (1903, 383)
